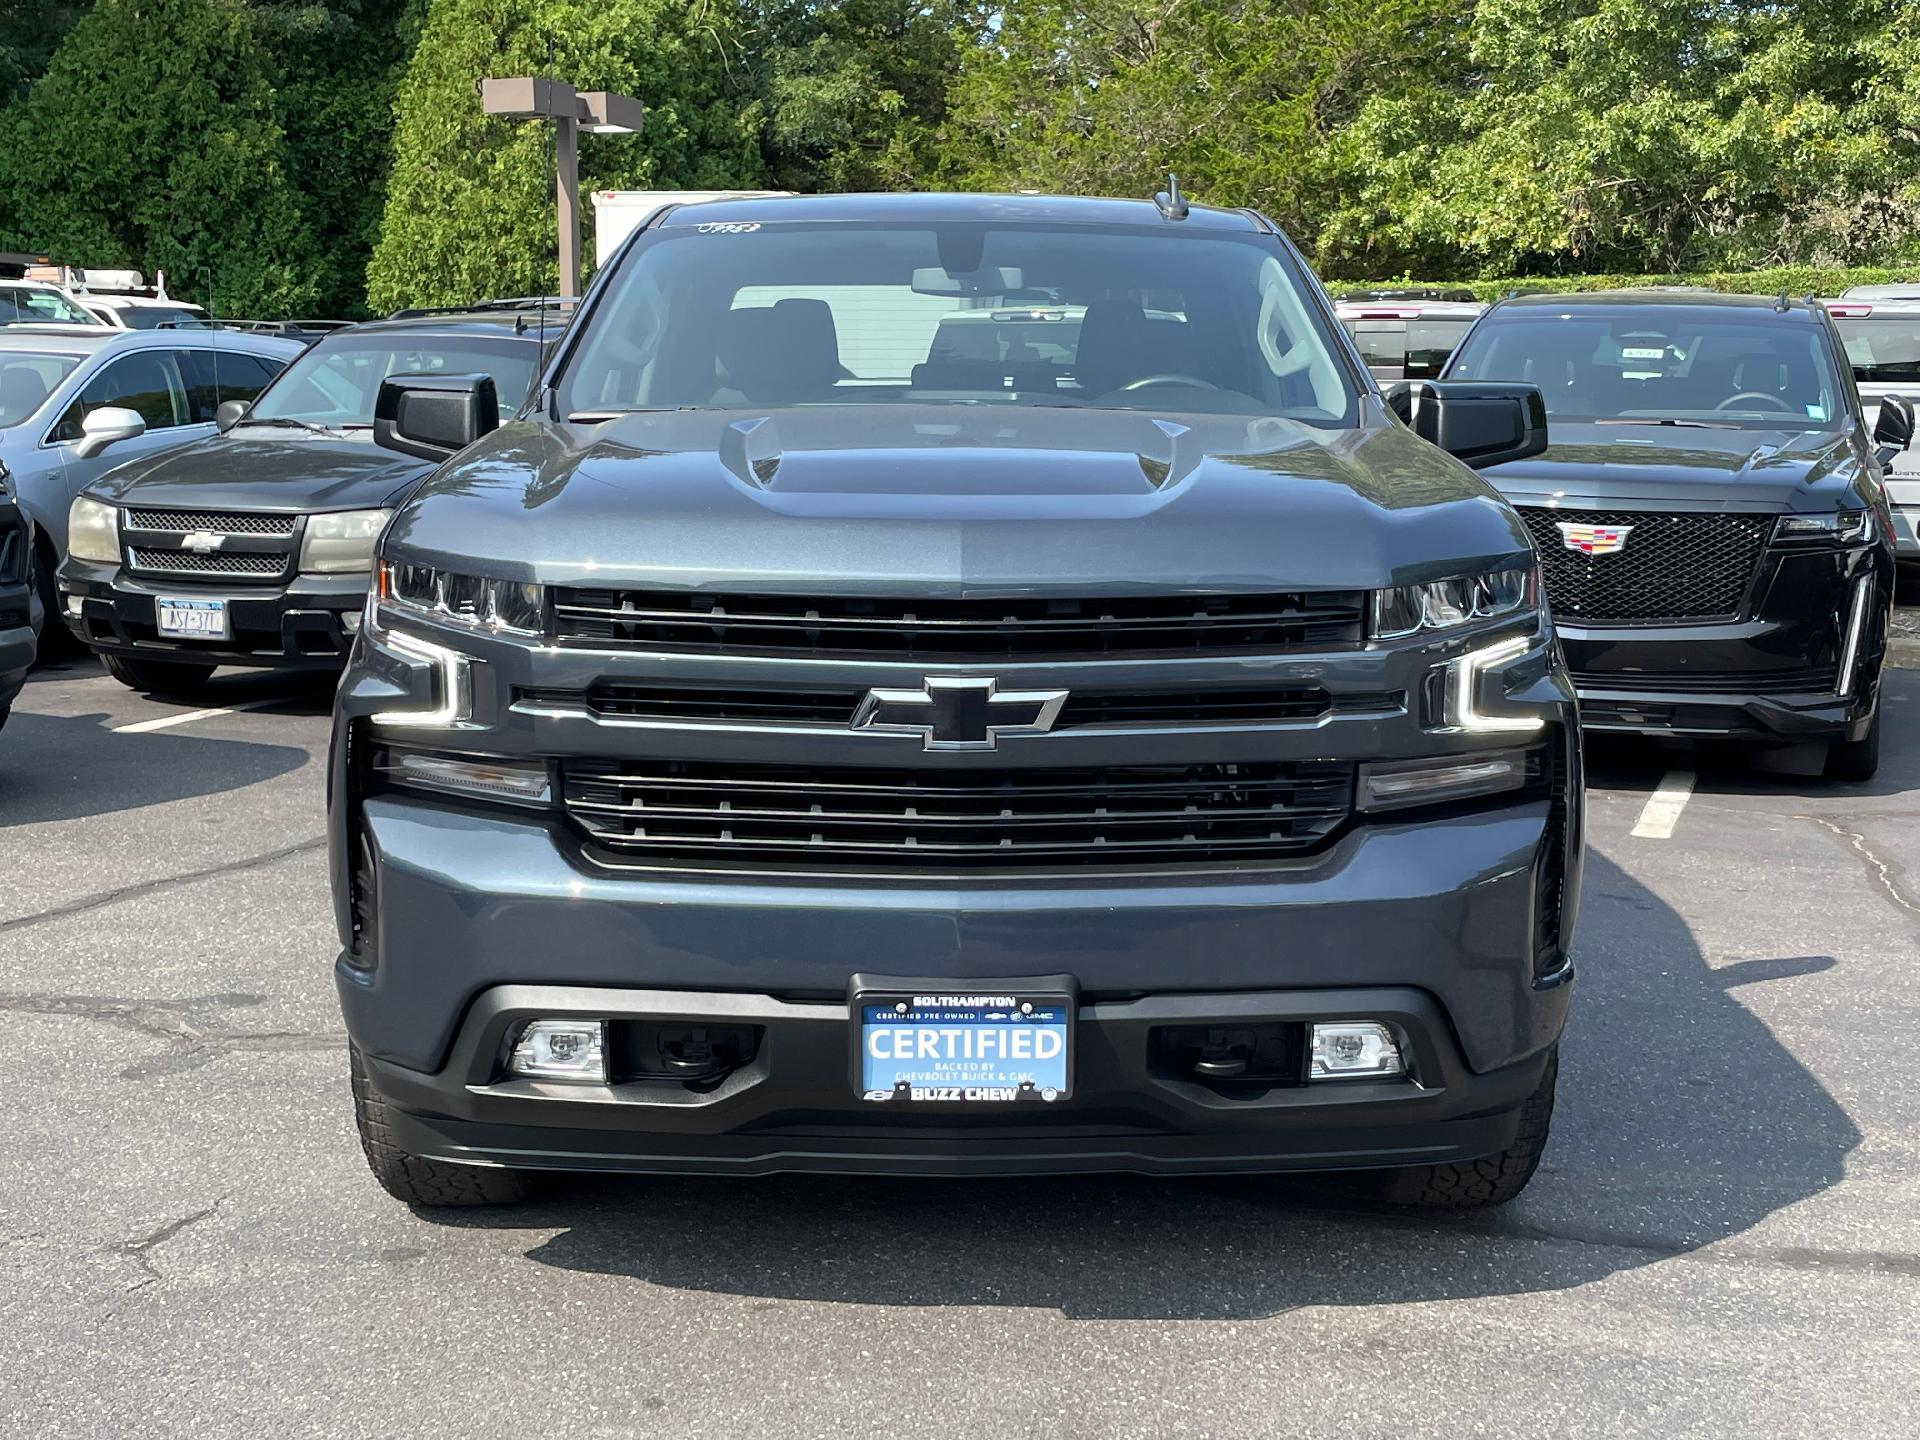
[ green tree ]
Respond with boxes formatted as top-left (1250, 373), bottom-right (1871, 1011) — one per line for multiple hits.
top-left (0, 1), bottom-right (87, 101)
top-left (368, 0), bottom-right (765, 312)
top-left (0, 0), bottom-right (321, 314)
top-left (252, 1), bottom-right (429, 316)
top-left (746, 0), bottom-right (966, 193)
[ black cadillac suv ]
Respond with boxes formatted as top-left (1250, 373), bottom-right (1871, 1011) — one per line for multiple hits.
top-left (331, 191), bottom-right (1583, 1211)
top-left (1445, 291), bottom-right (1909, 779)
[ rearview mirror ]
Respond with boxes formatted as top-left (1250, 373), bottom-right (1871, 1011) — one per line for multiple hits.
top-left (373, 372), bottom-right (499, 462)
top-left (1872, 395), bottom-right (1914, 464)
top-left (1387, 381), bottom-right (1549, 470)
top-left (216, 399), bottom-right (250, 433)
top-left (73, 405), bottom-right (147, 460)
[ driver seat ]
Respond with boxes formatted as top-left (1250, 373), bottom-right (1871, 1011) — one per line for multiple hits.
top-left (1072, 299), bottom-right (1160, 396)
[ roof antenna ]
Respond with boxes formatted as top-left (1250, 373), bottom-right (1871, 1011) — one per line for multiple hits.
top-left (1774, 289), bottom-right (1791, 312)
top-left (1153, 172), bottom-right (1189, 222)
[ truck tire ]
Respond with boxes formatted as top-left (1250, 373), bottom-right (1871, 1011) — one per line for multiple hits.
top-left (1375, 1049), bottom-right (1557, 1209)
top-left (101, 652), bottom-right (216, 695)
top-left (1823, 711), bottom-right (1880, 783)
top-left (350, 1045), bottom-right (534, 1208)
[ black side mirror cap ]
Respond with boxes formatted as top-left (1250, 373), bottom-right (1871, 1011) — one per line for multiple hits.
top-left (374, 372), bottom-right (500, 462)
top-left (1387, 380), bottom-right (1550, 470)
top-left (1872, 395), bottom-right (1914, 462)
top-left (215, 399), bottom-right (250, 433)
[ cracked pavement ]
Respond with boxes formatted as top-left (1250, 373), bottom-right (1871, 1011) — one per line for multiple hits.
top-left (2, 654), bottom-right (1918, 1438)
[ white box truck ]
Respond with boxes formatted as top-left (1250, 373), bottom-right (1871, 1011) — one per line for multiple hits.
top-left (592, 190), bottom-right (792, 268)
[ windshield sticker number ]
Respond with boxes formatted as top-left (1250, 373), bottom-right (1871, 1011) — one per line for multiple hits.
top-left (697, 222), bottom-right (760, 235)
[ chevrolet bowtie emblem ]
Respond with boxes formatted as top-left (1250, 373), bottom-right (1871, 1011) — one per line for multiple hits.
top-left (851, 676), bottom-right (1068, 751)
top-left (181, 529), bottom-right (225, 555)
top-left (1556, 522), bottom-right (1633, 556)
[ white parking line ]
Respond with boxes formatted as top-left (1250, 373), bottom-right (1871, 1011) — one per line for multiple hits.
top-left (1631, 770), bottom-right (1696, 839)
top-left (112, 701), bottom-right (273, 735)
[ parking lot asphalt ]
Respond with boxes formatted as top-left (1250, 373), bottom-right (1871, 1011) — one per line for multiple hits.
top-left (3, 649), bottom-right (1918, 1439)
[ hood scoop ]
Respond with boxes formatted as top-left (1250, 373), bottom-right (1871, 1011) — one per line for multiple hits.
top-left (719, 415), bottom-right (783, 489)
top-left (1137, 418), bottom-right (1195, 489)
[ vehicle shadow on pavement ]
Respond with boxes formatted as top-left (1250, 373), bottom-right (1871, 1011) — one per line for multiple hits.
top-left (416, 852), bottom-right (1861, 1318)
top-left (0, 708), bottom-right (309, 826)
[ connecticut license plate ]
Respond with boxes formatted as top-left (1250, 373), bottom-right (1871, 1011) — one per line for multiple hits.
top-left (155, 597), bottom-right (229, 640)
top-left (856, 990), bottom-right (1071, 1104)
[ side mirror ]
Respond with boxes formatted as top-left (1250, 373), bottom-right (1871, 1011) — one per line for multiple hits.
top-left (1387, 381), bottom-right (1549, 470)
top-left (73, 406), bottom-right (147, 460)
top-left (1872, 395), bottom-right (1914, 465)
top-left (374, 372), bottom-right (499, 462)
top-left (216, 399), bottom-right (250, 433)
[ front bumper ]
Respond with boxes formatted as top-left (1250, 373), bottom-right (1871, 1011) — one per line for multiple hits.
top-left (355, 981), bottom-right (1558, 1178)
top-left (0, 619), bottom-right (32, 710)
top-left (58, 559), bottom-right (366, 669)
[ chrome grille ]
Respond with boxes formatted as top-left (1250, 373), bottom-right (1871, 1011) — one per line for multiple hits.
top-left (561, 759), bottom-right (1357, 870)
top-left (127, 548), bottom-right (287, 577)
top-left (125, 508), bottom-right (296, 536)
top-left (1518, 507), bottom-right (1770, 625)
top-left (549, 589), bottom-right (1368, 659)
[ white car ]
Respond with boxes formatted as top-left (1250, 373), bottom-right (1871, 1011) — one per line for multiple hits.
top-left (0, 279), bottom-right (105, 328)
top-left (1823, 297), bottom-right (1920, 559)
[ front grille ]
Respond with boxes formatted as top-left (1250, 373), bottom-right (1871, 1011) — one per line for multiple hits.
top-left (125, 508), bottom-right (296, 536)
top-left (1518, 507), bottom-right (1770, 625)
top-left (549, 589), bottom-right (1367, 659)
top-left (561, 759), bottom-right (1357, 870)
top-left (520, 682), bottom-right (1400, 729)
top-left (126, 548), bottom-right (287, 577)
top-left (1569, 665), bottom-right (1836, 695)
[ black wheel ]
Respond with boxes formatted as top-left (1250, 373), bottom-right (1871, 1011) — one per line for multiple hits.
top-left (100, 651), bottom-right (216, 695)
top-left (350, 1045), bottom-right (534, 1207)
top-left (1374, 1049), bottom-right (1557, 1209)
top-left (1823, 711), bottom-right (1880, 783)
top-left (28, 536), bottom-right (77, 659)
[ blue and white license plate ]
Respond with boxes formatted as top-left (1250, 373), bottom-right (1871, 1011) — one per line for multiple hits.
top-left (155, 597), bottom-right (229, 640)
top-left (857, 990), bottom-right (1071, 1104)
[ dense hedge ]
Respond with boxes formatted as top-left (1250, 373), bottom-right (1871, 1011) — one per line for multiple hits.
top-left (1324, 268), bottom-right (1920, 303)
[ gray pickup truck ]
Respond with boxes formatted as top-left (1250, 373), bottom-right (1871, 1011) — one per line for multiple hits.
top-left (330, 190), bottom-right (1582, 1213)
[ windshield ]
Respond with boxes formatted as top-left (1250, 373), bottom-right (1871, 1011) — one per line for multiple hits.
top-left (248, 333), bottom-right (538, 427)
top-left (0, 351), bottom-right (82, 425)
top-left (0, 286), bottom-right (100, 327)
top-left (560, 221), bottom-right (1357, 424)
top-left (121, 306), bottom-right (211, 331)
top-left (1835, 316), bottom-right (1920, 385)
top-left (1447, 310), bottom-right (1845, 428)
top-left (1342, 314), bottom-right (1476, 381)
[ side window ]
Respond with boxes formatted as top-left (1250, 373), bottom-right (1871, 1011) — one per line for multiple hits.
top-left (179, 350), bottom-right (281, 422)
top-left (51, 350), bottom-right (189, 441)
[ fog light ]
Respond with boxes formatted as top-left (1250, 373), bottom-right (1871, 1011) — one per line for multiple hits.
top-left (374, 748), bottom-right (551, 806)
top-left (340, 609), bottom-right (361, 634)
top-left (508, 1019), bottom-right (606, 1082)
top-left (1309, 1022), bottom-right (1404, 1080)
top-left (64, 593), bottom-right (84, 617)
top-left (1359, 748), bottom-right (1529, 811)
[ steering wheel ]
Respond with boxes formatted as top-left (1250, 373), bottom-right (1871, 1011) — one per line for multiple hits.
top-left (1119, 373), bottom-right (1219, 392)
top-left (1716, 391), bottom-right (1794, 413)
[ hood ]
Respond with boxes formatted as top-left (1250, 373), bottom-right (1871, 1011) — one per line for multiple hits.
top-left (1480, 422), bottom-right (1858, 507)
top-left (385, 405), bottom-right (1531, 593)
top-left (88, 428), bottom-right (435, 512)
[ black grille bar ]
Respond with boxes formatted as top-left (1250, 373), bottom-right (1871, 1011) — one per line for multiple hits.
top-left (126, 548), bottom-right (289, 577)
top-left (1568, 665), bottom-right (1837, 695)
top-left (518, 682), bottom-right (1397, 729)
top-left (1518, 507), bottom-right (1769, 625)
top-left (549, 589), bottom-right (1367, 659)
top-left (561, 760), bottom-right (1356, 869)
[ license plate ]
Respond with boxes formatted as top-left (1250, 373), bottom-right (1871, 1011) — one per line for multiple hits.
top-left (856, 989), bottom-right (1071, 1104)
top-left (156, 597), bottom-right (229, 640)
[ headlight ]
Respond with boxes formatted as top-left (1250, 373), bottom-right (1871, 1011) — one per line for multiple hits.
top-left (377, 559), bottom-right (544, 635)
top-left (299, 509), bottom-right (391, 573)
top-left (1774, 510), bottom-right (1872, 545)
top-left (67, 496), bottom-right (120, 563)
top-left (1372, 564), bottom-right (1536, 640)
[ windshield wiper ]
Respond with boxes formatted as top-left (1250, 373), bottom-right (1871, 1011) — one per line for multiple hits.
top-left (567, 406), bottom-right (709, 421)
top-left (1595, 417), bottom-right (1741, 430)
top-left (238, 416), bottom-right (339, 435)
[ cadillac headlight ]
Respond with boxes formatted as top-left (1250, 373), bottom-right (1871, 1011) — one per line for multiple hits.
top-left (1372, 564), bottom-right (1537, 640)
top-left (67, 496), bottom-right (120, 563)
top-left (377, 559), bottom-right (545, 635)
top-left (299, 509), bottom-right (391, 574)
top-left (1774, 510), bottom-right (1872, 545)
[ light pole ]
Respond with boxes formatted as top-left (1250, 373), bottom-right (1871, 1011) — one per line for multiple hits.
top-left (479, 77), bottom-right (644, 301)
